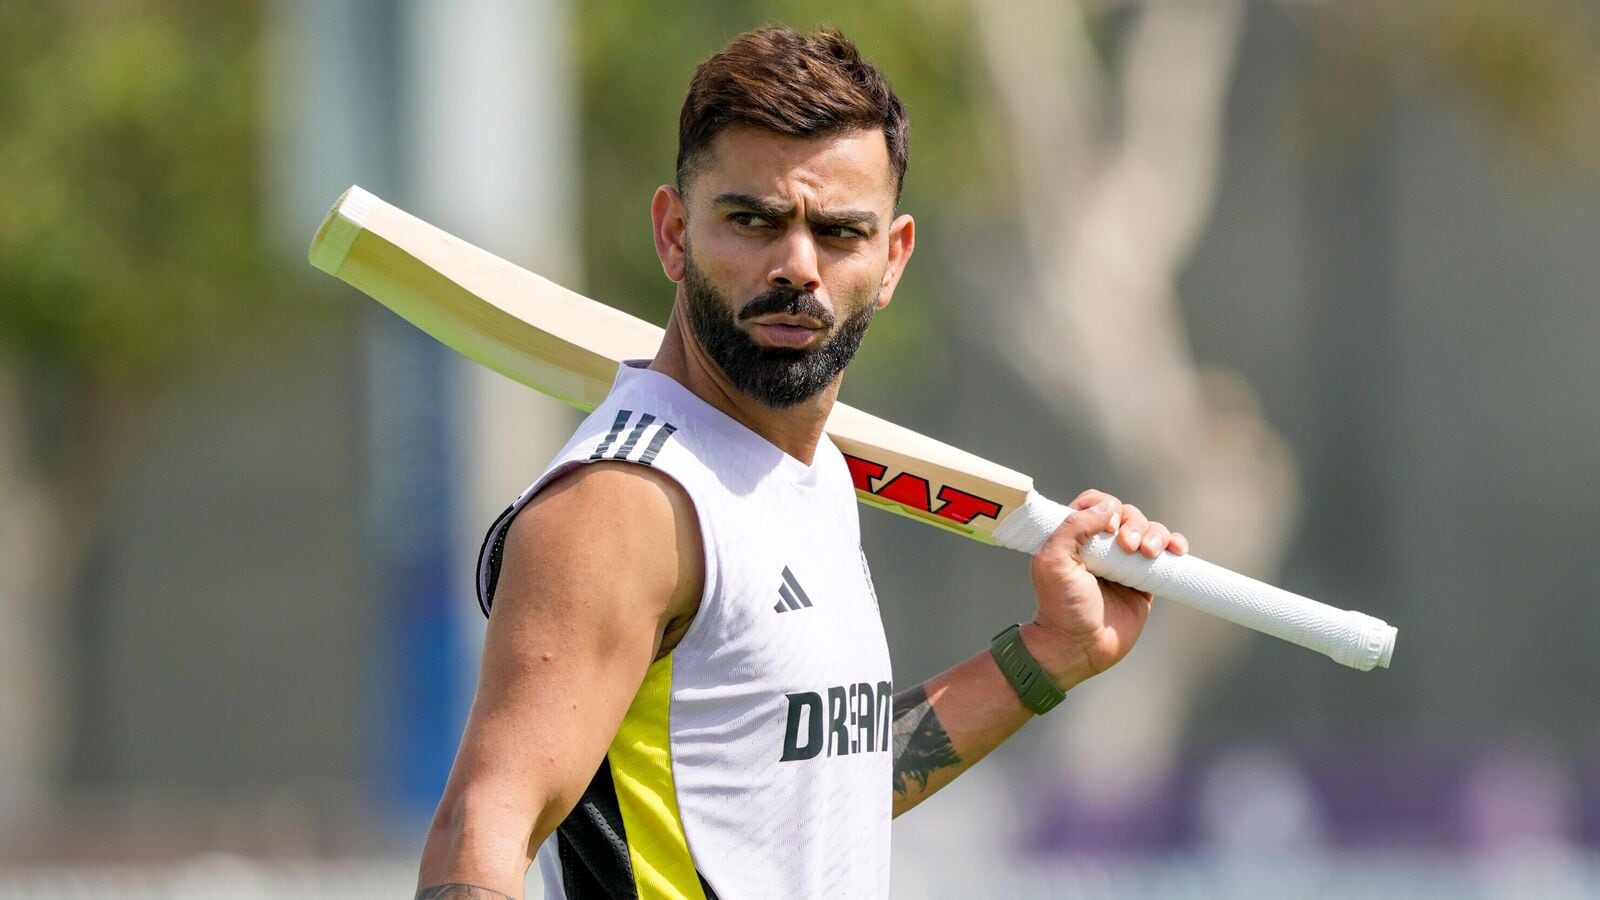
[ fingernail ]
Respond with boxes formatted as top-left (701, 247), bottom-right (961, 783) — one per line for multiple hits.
top-left (1126, 530), bottom-right (1142, 547)
top-left (1094, 499), bottom-right (1113, 513)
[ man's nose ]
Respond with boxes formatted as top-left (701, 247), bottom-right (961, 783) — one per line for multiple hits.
top-left (767, 229), bottom-right (822, 293)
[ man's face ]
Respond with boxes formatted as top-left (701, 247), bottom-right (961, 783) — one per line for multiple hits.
top-left (665, 125), bottom-right (913, 409)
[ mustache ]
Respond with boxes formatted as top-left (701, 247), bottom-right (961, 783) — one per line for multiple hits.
top-left (736, 287), bottom-right (835, 328)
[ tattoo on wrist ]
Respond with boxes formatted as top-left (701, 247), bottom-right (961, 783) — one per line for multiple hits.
top-left (890, 684), bottom-right (961, 797)
top-left (415, 885), bottom-right (514, 899)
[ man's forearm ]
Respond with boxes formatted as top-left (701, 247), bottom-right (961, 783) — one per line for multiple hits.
top-left (890, 622), bottom-right (1088, 817)
top-left (416, 784), bottom-right (546, 900)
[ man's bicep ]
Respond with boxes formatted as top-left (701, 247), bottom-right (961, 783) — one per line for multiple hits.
top-left (443, 463), bottom-right (700, 844)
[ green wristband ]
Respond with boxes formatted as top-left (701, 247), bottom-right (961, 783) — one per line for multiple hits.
top-left (990, 623), bottom-right (1066, 715)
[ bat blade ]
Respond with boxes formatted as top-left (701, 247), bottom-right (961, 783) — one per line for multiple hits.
top-left (309, 186), bottom-right (1396, 671)
top-left (311, 186), bottom-right (661, 411)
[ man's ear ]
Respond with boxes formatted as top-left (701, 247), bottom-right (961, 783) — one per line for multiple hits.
top-left (652, 185), bottom-right (688, 283)
top-left (874, 213), bottom-right (916, 309)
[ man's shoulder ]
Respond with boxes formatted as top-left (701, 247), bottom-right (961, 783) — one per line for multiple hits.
top-left (499, 459), bottom-right (703, 619)
top-left (529, 457), bottom-right (694, 520)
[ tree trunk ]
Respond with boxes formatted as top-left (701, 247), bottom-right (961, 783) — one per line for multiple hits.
top-left (0, 358), bottom-right (144, 819)
top-left (975, 0), bottom-right (1299, 808)
top-left (0, 359), bottom-right (68, 814)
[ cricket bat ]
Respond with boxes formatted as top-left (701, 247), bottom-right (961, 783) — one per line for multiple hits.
top-left (310, 186), bottom-right (1397, 671)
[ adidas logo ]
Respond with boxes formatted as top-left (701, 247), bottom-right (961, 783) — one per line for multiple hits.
top-left (589, 409), bottom-right (678, 466)
top-left (772, 566), bottom-right (814, 614)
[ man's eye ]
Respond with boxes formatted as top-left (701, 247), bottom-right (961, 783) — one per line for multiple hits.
top-left (731, 213), bottom-right (773, 229)
top-left (821, 225), bottom-right (865, 240)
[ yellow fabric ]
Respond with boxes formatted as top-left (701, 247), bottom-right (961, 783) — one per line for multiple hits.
top-left (609, 654), bottom-right (706, 900)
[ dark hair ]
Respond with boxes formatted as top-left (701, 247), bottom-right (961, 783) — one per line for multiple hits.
top-left (676, 26), bottom-right (909, 200)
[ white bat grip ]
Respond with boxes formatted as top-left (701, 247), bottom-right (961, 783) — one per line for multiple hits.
top-left (991, 492), bottom-right (1396, 671)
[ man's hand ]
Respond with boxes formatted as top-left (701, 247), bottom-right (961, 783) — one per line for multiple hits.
top-left (888, 488), bottom-right (1189, 816)
top-left (1022, 489), bottom-right (1188, 689)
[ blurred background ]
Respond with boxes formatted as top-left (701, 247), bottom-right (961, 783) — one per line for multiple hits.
top-left (2, 0), bottom-right (1598, 897)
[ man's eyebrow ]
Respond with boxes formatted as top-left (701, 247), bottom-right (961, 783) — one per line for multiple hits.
top-left (711, 192), bottom-right (792, 219)
top-left (807, 208), bottom-right (879, 232)
top-left (711, 192), bottom-right (879, 232)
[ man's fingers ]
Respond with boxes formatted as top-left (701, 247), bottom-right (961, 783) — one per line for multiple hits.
top-left (1117, 504), bottom-right (1148, 552)
top-left (1138, 523), bottom-right (1170, 558)
top-left (1057, 491), bottom-right (1188, 559)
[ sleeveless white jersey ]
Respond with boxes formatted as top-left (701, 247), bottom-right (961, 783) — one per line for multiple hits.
top-left (476, 362), bottom-right (894, 900)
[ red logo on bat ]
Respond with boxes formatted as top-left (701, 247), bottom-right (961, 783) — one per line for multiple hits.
top-left (843, 454), bottom-right (1004, 525)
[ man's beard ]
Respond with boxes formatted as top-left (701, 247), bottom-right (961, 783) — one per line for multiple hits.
top-left (681, 250), bottom-right (876, 410)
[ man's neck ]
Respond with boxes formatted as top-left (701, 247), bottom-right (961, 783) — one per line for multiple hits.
top-left (648, 302), bottom-right (836, 466)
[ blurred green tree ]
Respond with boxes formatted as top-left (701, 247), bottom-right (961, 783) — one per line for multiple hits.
top-left (0, 1), bottom-right (319, 401)
top-left (0, 0), bottom-right (322, 799)
top-left (1297, 0), bottom-right (1600, 169)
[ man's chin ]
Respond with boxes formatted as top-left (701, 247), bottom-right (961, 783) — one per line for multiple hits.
top-left (717, 355), bottom-right (834, 409)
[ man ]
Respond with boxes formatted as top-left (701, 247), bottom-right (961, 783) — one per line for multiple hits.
top-left (417, 25), bottom-right (1186, 900)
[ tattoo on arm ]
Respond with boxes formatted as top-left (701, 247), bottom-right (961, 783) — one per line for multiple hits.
top-left (415, 886), bottom-right (515, 899)
top-left (891, 684), bottom-right (961, 798)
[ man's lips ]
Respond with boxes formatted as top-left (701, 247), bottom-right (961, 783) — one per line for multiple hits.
top-left (748, 312), bottom-right (826, 329)
top-left (739, 295), bottom-right (832, 347)
top-left (745, 312), bottom-right (825, 347)
top-left (752, 318), bottom-right (825, 347)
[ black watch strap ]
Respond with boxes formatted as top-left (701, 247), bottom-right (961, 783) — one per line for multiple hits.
top-left (989, 623), bottom-right (1066, 715)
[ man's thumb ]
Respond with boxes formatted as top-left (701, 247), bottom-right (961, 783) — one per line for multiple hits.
top-left (1039, 499), bottom-right (1116, 562)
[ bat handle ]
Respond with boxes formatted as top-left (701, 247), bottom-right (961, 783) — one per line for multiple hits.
top-left (991, 492), bottom-right (1396, 671)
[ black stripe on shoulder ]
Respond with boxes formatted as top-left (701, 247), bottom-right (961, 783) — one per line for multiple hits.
top-left (639, 423), bottom-right (679, 466)
top-left (613, 413), bottom-right (657, 460)
top-left (590, 409), bottom-right (633, 461)
top-left (557, 757), bottom-right (639, 900)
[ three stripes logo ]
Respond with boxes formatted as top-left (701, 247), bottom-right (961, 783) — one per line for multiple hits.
top-left (590, 409), bottom-right (678, 466)
top-left (773, 566), bottom-right (814, 614)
